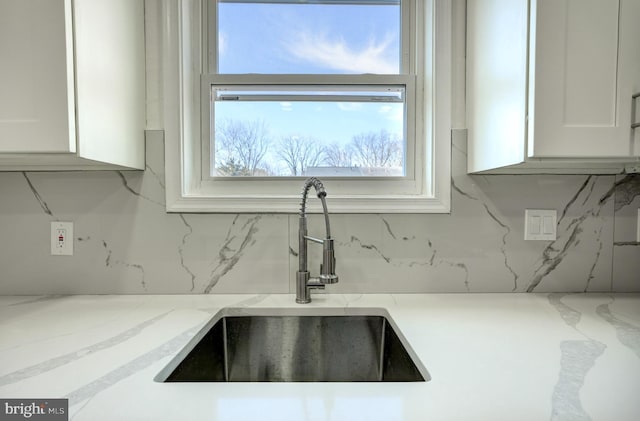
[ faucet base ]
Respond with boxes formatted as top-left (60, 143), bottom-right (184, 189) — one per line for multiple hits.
top-left (296, 271), bottom-right (328, 304)
top-left (296, 271), bottom-right (311, 304)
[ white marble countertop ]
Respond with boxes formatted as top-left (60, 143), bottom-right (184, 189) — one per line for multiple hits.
top-left (0, 293), bottom-right (639, 421)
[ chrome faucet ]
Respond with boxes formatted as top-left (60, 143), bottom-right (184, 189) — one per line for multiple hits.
top-left (296, 177), bottom-right (338, 304)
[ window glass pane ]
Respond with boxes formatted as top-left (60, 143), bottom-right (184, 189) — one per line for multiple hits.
top-left (212, 87), bottom-right (406, 177)
top-left (216, 0), bottom-right (401, 74)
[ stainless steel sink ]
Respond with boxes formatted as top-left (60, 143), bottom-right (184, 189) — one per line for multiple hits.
top-left (155, 307), bottom-right (429, 382)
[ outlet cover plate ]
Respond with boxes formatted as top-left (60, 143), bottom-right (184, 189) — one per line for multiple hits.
top-left (51, 221), bottom-right (73, 256)
top-left (525, 209), bottom-right (557, 241)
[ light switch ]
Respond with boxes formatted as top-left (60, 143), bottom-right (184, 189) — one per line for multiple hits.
top-left (542, 215), bottom-right (555, 235)
top-left (637, 209), bottom-right (640, 243)
top-left (529, 216), bottom-right (541, 235)
top-left (525, 209), bottom-right (557, 241)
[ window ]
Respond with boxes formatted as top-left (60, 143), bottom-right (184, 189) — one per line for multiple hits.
top-left (162, 0), bottom-right (452, 213)
top-left (208, 0), bottom-right (408, 179)
top-left (211, 85), bottom-right (408, 178)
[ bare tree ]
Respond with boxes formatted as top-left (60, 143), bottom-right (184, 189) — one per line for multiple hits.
top-left (216, 157), bottom-right (252, 176)
top-left (215, 119), bottom-right (271, 175)
top-left (350, 129), bottom-right (402, 168)
top-left (277, 135), bottom-right (324, 176)
top-left (323, 142), bottom-right (354, 168)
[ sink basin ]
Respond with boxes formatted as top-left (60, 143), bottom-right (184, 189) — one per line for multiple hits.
top-left (155, 307), bottom-right (429, 382)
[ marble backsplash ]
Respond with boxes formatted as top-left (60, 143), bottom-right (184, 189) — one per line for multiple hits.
top-left (0, 129), bottom-right (638, 294)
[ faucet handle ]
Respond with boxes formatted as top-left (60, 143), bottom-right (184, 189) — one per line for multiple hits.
top-left (319, 238), bottom-right (339, 284)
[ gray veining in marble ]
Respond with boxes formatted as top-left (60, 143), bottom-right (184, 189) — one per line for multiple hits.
top-left (0, 311), bottom-right (172, 388)
top-left (451, 178), bottom-right (518, 291)
top-left (102, 240), bottom-right (147, 291)
top-left (551, 340), bottom-right (606, 421)
top-left (65, 325), bottom-right (200, 409)
top-left (596, 303), bottom-right (640, 359)
top-left (178, 214), bottom-right (197, 291)
top-left (117, 171), bottom-right (165, 208)
top-left (548, 293), bottom-right (582, 328)
top-left (22, 172), bottom-right (54, 217)
top-left (611, 174), bottom-right (640, 291)
top-left (525, 176), bottom-right (613, 293)
top-left (612, 174), bottom-right (640, 211)
top-left (0, 129), bottom-right (638, 294)
top-left (6, 295), bottom-right (70, 307)
top-left (203, 215), bottom-right (262, 293)
top-left (547, 294), bottom-right (608, 421)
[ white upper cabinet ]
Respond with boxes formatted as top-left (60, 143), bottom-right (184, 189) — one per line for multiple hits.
top-left (0, 0), bottom-right (145, 170)
top-left (467, 0), bottom-right (640, 173)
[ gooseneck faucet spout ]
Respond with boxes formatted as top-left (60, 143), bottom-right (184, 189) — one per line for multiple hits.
top-left (296, 177), bottom-right (339, 304)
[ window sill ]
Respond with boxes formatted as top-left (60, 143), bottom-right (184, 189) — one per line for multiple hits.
top-left (164, 192), bottom-right (451, 214)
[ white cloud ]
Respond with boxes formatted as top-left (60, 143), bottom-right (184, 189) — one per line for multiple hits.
top-left (284, 32), bottom-right (398, 74)
top-left (378, 104), bottom-right (403, 121)
top-left (280, 102), bottom-right (293, 112)
top-left (218, 31), bottom-right (227, 56)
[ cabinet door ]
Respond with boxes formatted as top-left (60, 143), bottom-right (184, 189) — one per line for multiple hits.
top-left (466, 0), bottom-right (529, 173)
top-left (529, 0), bottom-right (640, 158)
top-left (618, 0), bottom-right (640, 156)
top-left (0, 0), bottom-right (75, 153)
top-left (73, 0), bottom-right (145, 168)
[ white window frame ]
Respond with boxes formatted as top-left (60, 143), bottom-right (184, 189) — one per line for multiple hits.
top-left (162, 0), bottom-right (451, 213)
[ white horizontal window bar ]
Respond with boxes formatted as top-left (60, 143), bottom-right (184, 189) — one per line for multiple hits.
top-left (213, 85), bottom-right (405, 102)
top-left (216, 95), bottom-right (402, 102)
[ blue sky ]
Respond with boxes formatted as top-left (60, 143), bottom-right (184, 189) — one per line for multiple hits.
top-left (217, 2), bottom-right (400, 74)
top-left (215, 100), bottom-right (403, 146)
top-left (213, 1), bottom-right (403, 172)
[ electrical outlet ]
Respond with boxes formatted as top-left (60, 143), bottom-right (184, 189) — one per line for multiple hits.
top-left (51, 221), bottom-right (73, 256)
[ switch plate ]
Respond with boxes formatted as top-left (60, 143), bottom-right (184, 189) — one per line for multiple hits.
top-left (637, 209), bottom-right (640, 243)
top-left (51, 221), bottom-right (73, 256)
top-left (525, 209), bottom-right (557, 241)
